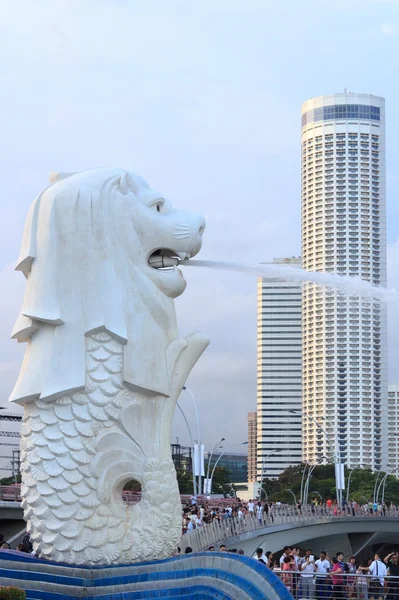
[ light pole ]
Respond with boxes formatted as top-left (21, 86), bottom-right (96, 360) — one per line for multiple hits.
top-left (259, 449), bottom-right (281, 500)
top-left (304, 457), bottom-right (327, 505)
top-left (346, 465), bottom-right (364, 502)
top-left (176, 402), bottom-right (197, 496)
top-left (182, 386), bottom-right (202, 494)
top-left (321, 416), bottom-right (344, 508)
top-left (310, 490), bottom-right (323, 503)
top-left (205, 438), bottom-right (225, 496)
top-left (376, 467), bottom-right (397, 504)
top-left (209, 442), bottom-right (248, 496)
top-left (377, 471), bottom-right (389, 504)
top-left (300, 462), bottom-right (310, 504)
top-left (290, 409), bottom-right (340, 504)
top-left (373, 464), bottom-right (389, 504)
top-left (284, 488), bottom-right (297, 504)
top-left (381, 469), bottom-right (399, 504)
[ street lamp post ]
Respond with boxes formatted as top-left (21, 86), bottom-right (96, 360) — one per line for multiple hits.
top-left (373, 465), bottom-right (389, 504)
top-left (209, 442), bottom-right (248, 496)
top-left (289, 409), bottom-right (341, 505)
top-left (182, 386), bottom-right (202, 494)
top-left (381, 469), bottom-right (399, 504)
top-left (377, 471), bottom-right (389, 504)
top-left (176, 402), bottom-right (197, 496)
top-left (321, 416), bottom-right (344, 508)
top-left (205, 437), bottom-right (225, 496)
top-left (284, 488), bottom-right (297, 504)
top-left (303, 457), bottom-right (327, 505)
top-left (346, 465), bottom-right (365, 502)
top-left (259, 450), bottom-right (281, 500)
top-left (300, 462), bottom-right (310, 504)
top-left (310, 490), bottom-right (323, 503)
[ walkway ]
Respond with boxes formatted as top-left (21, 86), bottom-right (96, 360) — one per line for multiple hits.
top-left (180, 505), bottom-right (399, 553)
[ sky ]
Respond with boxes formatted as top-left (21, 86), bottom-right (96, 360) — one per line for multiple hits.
top-left (1, 0), bottom-right (399, 456)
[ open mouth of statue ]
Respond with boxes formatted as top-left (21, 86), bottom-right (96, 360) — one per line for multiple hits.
top-left (148, 249), bottom-right (191, 270)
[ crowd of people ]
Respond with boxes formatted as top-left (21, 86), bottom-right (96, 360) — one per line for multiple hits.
top-left (0, 533), bottom-right (32, 554)
top-left (181, 496), bottom-right (399, 535)
top-left (254, 546), bottom-right (399, 600)
top-left (1, 496), bottom-right (398, 600)
top-left (181, 497), bottom-right (399, 600)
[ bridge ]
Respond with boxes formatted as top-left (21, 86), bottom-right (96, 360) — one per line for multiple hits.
top-left (2, 487), bottom-right (399, 558)
top-left (180, 505), bottom-right (399, 558)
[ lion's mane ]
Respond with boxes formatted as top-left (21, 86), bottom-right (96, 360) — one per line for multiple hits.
top-left (11, 168), bottom-right (178, 404)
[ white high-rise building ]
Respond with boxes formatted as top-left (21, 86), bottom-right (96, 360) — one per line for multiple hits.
top-left (388, 384), bottom-right (399, 474)
top-left (301, 93), bottom-right (387, 471)
top-left (257, 258), bottom-right (302, 480)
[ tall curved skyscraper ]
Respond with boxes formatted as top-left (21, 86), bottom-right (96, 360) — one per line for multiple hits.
top-left (301, 93), bottom-right (387, 472)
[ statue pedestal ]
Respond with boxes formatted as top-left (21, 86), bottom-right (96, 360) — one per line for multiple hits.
top-left (0, 550), bottom-right (293, 600)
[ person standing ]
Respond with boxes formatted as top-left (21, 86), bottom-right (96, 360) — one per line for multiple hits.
top-left (347, 556), bottom-right (357, 598)
top-left (315, 551), bottom-right (331, 600)
top-left (385, 553), bottom-right (399, 600)
top-left (280, 546), bottom-right (293, 568)
top-left (356, 558), bottom-right (370, 600)
top-left (255, 547), bottom-right (268, 565)
top-left (299, 553), bottom-right (316, 599)
top-left (331, 557), bottom-right (345, 600)
top-left (369, 553), bottom-right (387, 600)
top-left (256, 502), bottom-right (263, 524)
top-left (282, 556), bottom-right (294, 593)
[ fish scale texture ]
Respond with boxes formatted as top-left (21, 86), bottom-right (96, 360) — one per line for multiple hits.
top-left (21, 332), bottom-right (182, 565)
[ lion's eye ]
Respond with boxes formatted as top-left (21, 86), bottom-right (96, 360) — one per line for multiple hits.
top-left (152, 199), bottom-right (165, 213)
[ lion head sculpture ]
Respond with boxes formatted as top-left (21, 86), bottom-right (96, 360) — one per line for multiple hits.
top-left (10, 168), bottom-right (205, 404)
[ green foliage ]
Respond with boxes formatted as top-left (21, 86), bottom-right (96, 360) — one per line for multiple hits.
top-left (176, 468), bottom-right (194, 494)
top-left (0, 588), bottom-right (26, 600)
top-left (210, 466), bottom-right (236, 496)
top-left (122, 479), bottom-right (142, 492)
top-left (175, 466), bottom-right (234, 496)
top-left (0, 475), bottom-right (21, 485)
top-left (261, 464), bottom-right (399, 504)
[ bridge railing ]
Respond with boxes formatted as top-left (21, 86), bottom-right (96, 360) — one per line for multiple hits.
top-left (180, 505), bottom-right (399, 552)
top-left (0, 485), bottom-right (21, 502)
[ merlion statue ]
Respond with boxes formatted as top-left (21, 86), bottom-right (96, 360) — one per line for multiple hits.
top-left (10, 168), bottom-right (209, 565)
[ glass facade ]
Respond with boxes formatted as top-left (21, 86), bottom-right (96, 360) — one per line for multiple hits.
top-left (210, 453), bottom-right (248, 483)
top-left (302, 104), bottom-right (380, 127)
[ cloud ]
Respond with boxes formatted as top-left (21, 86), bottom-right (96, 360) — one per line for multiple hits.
top-left (380, 23), bottom-right (395, 35)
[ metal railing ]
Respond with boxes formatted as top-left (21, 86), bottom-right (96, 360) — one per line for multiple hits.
top-left (0, 485), bottom-right (145, 505)
top-left (271, 570), bottom-right (399, 600)
top-left (180, 505), bottom-right (399, 552)
top-left (0, 485), bottom-right (21, 502)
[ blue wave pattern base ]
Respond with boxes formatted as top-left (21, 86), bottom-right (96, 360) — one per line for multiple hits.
top-left (0, 550), bottom-right (294, 600)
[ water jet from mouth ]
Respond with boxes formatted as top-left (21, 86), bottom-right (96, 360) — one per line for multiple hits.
top-left (182, 259), bottom-right (398, 302)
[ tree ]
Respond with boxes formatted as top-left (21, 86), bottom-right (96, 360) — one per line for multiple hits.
top-left (260, 464), bottom-right (399, 504)
top-left (210, 466), bottom-right (236, 496)
top-left (0, 475), bottom-right (21, 485)
top-left (175, 466), bottom-right (234, 496)
top-left (176, 469), bottom-right (194, 494)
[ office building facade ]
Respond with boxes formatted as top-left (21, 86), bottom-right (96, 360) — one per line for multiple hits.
top-left (388, 384), bottom-right (399, 474)
top-left (301, 94), bottom-right (387, 470)
top-left (247, 412), bottom-right (257, 483)
top-left (257, 258), bottom-right (302, 480)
